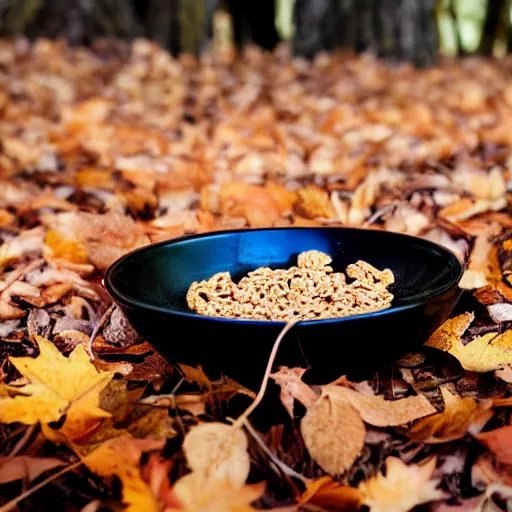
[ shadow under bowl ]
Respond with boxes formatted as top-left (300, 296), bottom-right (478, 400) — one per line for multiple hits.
top-left (104, 227), bottom-right (463, 392)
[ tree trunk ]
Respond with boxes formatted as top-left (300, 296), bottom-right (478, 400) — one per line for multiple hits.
top-left (292, 0), bottom-right (439, 66)
top-left (479, 0), bottom-right (505, 55)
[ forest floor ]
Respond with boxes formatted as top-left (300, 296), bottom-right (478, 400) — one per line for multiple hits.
top-left (1, 38), bottom-right (512, 511)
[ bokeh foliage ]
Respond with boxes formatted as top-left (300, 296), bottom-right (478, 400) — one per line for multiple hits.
top-left (0, 0), bottom-right (510, 64)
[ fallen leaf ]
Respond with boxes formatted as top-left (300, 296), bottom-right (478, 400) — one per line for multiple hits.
top-left (472, 452), bottom-right (512, 489)
top-left (182, 422), bottom-right (250, 488)
top-left (0, 455), bottom-right (66, 484)
top-left (84, 435), bottom-right (164, 512)
top-left (44, 229), bottom-right (88, 265)
top-left (0, 336), bottom-right (114, 442)
top-left (179, 363), bottom-right (213, 391)
top-left (425, 313), bottom-right (512, 371)
top-left (324, 385), bottom-right (437, 427)
top-left (299, 475), bottom-right (363, 511)
top-left (219, 182), bottom-right (280, 227)
top-left (171, 472), bottom-right (265, 512)
top-left (295, 185), bottom-right (336, 219)
top-left (476, 426), bottom-right (512, 465)
top-left (425, 312), bottom-right (475, 352)
top-left (270, 366), bottom-right (318, 418)
top-left (300, 391), bottom-right (365, 475)
top-left (405, 386), bottom-right (494, 443)
top-left (358, 456), bottom-right (445, 512)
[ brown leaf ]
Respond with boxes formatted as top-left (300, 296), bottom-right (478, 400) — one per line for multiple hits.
top-left (295, 185), bottom-right (336, 219)
top-left (358, 456), bottom-right (445, 512)
top-left (219, 182), bottom-right (281, 227)
top-left (299, 476), bottom-right (363, 511)
top-left (476, 426), bottom-right (512, 465)
top-left (84, 435), bottom-right (164, 512)
top-left (0, 455), bottom-right (66, 484)
top-left (300, 391), bottom-right (365, 476)
top-left (324, 385), bottom-right (437, 427)
top-left (404, 386), bottom-right (493, 443)
top-left (270, 366), bottom-right (318, 418)
top-left (179, 363), bottom-right (213, 391)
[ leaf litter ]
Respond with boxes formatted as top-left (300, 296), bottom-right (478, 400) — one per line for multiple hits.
top-left (3, 38), bottom-right (512, 511)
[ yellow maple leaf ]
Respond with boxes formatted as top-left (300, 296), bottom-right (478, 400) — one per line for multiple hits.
top-left (404, 386), bottom-right (494, 443)
top-left (84, 434), bottom-right (164, 512)
top-left (0, 336), bottom-right (114, 442)
top-left (426, 313), bottom-right (512, 372)
top-left (358, 457), bottom-right (445, 512)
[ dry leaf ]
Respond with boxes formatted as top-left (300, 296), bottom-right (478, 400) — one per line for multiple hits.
top-left (84, 435), bottom-right (165, 512)
top-left (171, 472), bottom-right (265, 512)
top-left (476, 426), bottom-right (512, 465)
top-left (425, 312), bottom-right (475, 352)
top-left (358, 457), bottom-right (445, 512)
top-left (0, 336), bottom-right (114, 442)
top-left (405, 386), bottom-right (494, 443)
top-left (299, 475), bottom-right (363, 511)
top-left (219, 182), bottom-right (280, 227)
top-left (44, 229), bottom-right (88, 265)
top-left (179, 363), bottom-right (213, 391)
top-left (182, 422), bottom-right (250, 488)
top-left (0, 455), bottom-right (66, 484)
top-left (425, 313), bottom-right (512, 372)
top-left (300, 391), bottom-right (365, 476)
top-left (324, 385), bottom-right (437, 427)
top-left (295, 185), bottom-right (336, 219)
top-left (270, 366), bottom-right (318, 418)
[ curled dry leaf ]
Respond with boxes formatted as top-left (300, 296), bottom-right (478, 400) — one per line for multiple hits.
top-left (0, 336), bottom-right (114, 443)
top-left (298, 475), bottom-right (363, 511)
top-left (270, 366), bottom-right (318, 418)
top-left (404, 386), bottom-right (494, 443)
top-left (300, 390), bottom-right (366, 476)
top-left (84, 435), bottom-right (165, 512)
top-left (358, 457), bottom-right (445, 512)
top-left (182, 422), bottom-right (250, 488)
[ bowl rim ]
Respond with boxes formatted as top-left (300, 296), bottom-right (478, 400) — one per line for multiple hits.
top-left (104, 226), bottom-right (464, 327)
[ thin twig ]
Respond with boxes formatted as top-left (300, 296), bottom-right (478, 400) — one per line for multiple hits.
top-left (232, 320), bottom-right (298, 428)
top-left (87, 303), bottom-right (115, 360)
top-left (241, 417), bottom-right (309, 484)
top-left (0, 461), bottom-right (82, 512)
top-left (7, 424), bottom-right (36, 458)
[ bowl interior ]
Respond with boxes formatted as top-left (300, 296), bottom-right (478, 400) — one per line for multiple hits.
top-left (106, 227), bottom-right (463, 319)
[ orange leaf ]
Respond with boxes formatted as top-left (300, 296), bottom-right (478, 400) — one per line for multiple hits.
top-left (299, 476), bottom-right (362, 511)
top-left (405, 386), bottom-right (493, 443)
top-left (295, 185), bottom-right (336, 219)
top-left (476, 426), bottom-right (512, 465)
top-left (44, 229), bottom-right (88, 265)
top-left (84, 435), bottom-right (165, 512)
top-left (219, 182), bottom-right (281, 227)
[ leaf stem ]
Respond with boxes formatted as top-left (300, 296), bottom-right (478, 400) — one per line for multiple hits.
top-left (242, 417), bottom-right (309, 484)
top-left (0, 461), bottom-right (82, 512)
top-left (232, 320), bottom-right (298, 428)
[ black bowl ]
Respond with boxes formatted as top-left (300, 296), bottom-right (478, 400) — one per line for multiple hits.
top-left (104, 227), bottom-right (463, 391)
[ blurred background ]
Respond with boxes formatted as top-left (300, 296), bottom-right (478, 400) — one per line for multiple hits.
top-left (0, 0), bottom-right (510, 66)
